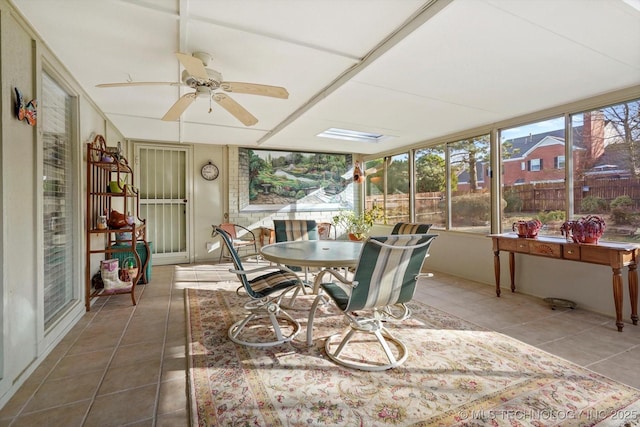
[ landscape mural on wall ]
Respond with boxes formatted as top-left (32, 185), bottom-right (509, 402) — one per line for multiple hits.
top-left (245, 148), bottom-right (354, 209)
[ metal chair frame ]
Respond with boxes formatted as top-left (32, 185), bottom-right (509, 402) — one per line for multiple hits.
top-left (307, 234), bottom-right (437, 371)
top-left (212, 225), bottom-right (305, 347)
top-left (215, 223), bottom-right (258, 263)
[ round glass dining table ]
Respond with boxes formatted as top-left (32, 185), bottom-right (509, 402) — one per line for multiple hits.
top-left (260, 240), bottom-right (363, 293)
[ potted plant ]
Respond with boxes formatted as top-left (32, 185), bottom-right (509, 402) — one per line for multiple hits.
top-left (561, 215), bottom-right (606, 244)
top-left (332, 205), bottom-right (384, 240)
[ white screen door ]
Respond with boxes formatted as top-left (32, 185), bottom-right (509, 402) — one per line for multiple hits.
top-left (135, 144), bottom-right (191, 264)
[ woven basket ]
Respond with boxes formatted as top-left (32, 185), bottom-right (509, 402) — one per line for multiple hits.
top-left (121, 257), bottom-right (138, 281)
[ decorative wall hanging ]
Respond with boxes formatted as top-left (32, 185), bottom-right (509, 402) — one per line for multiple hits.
top-left (89, 134), bottom-right (105, 162)
top-left (14, 87), bottom-right (37, 126)
top-left (353, 161), bottom-right (364, 184)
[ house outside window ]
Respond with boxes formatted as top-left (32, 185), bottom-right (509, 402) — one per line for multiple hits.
top-left (500, 117), bottom-right (566, 236)
top-left (555, 156), bottom-right (565, 169)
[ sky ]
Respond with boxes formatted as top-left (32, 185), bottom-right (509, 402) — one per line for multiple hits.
top-left (500, 117), bottom-right (565, 141)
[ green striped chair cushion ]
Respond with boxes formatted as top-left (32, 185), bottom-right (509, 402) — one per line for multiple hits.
top-left (273, 220), bottom-right (318, 242)
top-left (249, 270), bottom-right (302, 297)
top-left (391, 222), bottom-right (432, 235)
top-left (323, 234), bottom-right (436, 312)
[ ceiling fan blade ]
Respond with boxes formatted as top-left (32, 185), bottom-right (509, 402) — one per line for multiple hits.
top-left (175, 52), bottom-right (209, 80)
top-left (220, 82), bottom-right (289, 99)
top-left (213, 93), bottom-right (258, 126)
top-left (96, 81), bottom-right (180, 88)
top-left (161, 93), bottom-right (197, 121)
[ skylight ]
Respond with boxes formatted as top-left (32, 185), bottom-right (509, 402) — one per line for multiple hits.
top-left (317, 128), bottom-right (387, 143)
top-left (622, 0), bottom-right (640, 12)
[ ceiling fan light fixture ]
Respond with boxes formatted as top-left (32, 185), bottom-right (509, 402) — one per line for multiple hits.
top-left (195, 86), bottom-right (211, 97)
top-left (317, 127), bottom-right (390, 143)
top-left (98, 51), bottom-right (287, 126)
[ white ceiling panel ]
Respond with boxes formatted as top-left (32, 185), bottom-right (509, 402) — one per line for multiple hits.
top-left (187, 0), bottom-right (427, 58)
top-left (353, 0), bottom-right (639, 111)
top-left (485, 0), bottom-right (640, 67)
top-left (11, 0), bottom-right (640, 154)
top-left (109, 115), bottom-right (181, 143)
top-left (182, 121), bottom-right (269, 145)
top-left (184, 19), bottom-right (357, 105)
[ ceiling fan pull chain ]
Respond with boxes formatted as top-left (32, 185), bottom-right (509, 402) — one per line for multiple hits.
top-left (208, 93), bottom-right (213, 114)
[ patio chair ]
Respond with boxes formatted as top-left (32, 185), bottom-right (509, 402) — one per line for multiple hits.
top-left (317, 222), bottom-right (333, 240)
top-left (388, 222), bottom-right (435, 314)
top-left (391, 222), bottom-right (432, 235)
top-left (214, 223), bottom-right (258, 263)
top-left (212, 225), bottom-right (305, 347)
top-left (307, 233), bottom-right (437, 371)
top-left (273, 219), bottom-right (319, 273)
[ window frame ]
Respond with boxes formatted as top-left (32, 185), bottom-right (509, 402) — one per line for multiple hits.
top-left (39, 63), bottom-right (82, 333)
top-left (361, 91), bottom-right (640, 242)
top-left (529, 158), bottom-right (542, 172)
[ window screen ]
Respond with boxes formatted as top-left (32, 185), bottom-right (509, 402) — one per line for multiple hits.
top-left (42, 72), bottom-right (75, 326)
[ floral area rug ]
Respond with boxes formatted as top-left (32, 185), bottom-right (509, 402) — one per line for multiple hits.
top-left (186, 283), bottom-right (640, 426)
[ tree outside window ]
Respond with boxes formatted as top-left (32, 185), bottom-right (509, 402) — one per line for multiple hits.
top-left (364, 154), bottom-right (410, 224)
top-left (414, 145), bottom-right (447, 228)
top-left (448, 134), bottom-right (491, 233)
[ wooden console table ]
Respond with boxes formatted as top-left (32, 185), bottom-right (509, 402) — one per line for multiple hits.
top-left (489, 233), bottom-right (638, 332)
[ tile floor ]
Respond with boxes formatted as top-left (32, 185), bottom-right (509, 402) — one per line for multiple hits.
top-left (0, 262), bottom-right (638, 426)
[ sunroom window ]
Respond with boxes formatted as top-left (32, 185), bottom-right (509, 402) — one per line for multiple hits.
top-left (571, 99), bottom-right (640, 242)
top-left (448, 134), bottom-right (490, 234)
top-left (42, 72), bottom-right (76, 327)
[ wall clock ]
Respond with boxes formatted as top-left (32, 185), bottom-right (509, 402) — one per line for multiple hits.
top-left (201, 162), bottom-right (219, 181)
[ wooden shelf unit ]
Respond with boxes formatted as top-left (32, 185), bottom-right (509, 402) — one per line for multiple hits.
top-left (85, 136), bottom-right (150, 310)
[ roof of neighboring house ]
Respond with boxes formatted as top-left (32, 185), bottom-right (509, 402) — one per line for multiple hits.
top-left (586, 142), bottom-right (634, 177)
top-left (506, 128), bottom-right (565, 157)
top-left (456, 124), bottom-right (634, 184)
top-left (502, 127), bottom-right (588, 159)
top-left (593, 142), bottom-right (630, 167)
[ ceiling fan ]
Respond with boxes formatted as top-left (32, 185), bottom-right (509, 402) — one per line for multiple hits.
top-left (96, 52), bottom-right (289, 126)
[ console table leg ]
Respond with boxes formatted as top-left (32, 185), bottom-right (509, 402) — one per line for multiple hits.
top-left (612, 267), bottom-right (624, 332)
top-left (629, 263), bottom-right (638, 325)
top-left (509, 252), bottom-right (515, 292)
top-left (493, 250), bottom-right (501, 297)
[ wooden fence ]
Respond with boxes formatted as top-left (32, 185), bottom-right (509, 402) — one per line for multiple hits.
top-left (366, 177), bottom-right (640, 219)
top-left (504, 177), bottom-right (640, 213)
